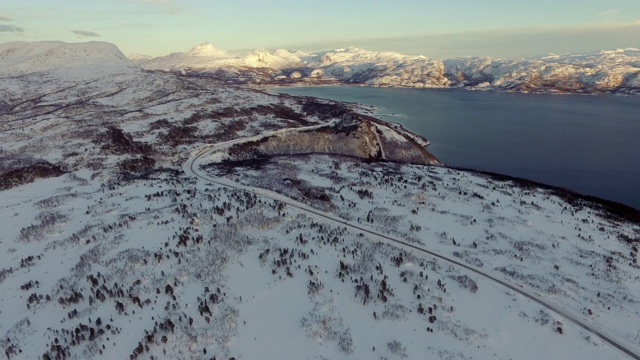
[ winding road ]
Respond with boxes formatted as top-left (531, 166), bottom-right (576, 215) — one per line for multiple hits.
top-left (185, 136), bottom-right (640, 360)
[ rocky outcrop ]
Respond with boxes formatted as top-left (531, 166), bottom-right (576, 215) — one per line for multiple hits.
top-left (225, 116), bottom-right (440, 166)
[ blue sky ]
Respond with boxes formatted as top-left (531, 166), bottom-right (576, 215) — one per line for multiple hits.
top-left (1, 0), bottom-right (639, 58)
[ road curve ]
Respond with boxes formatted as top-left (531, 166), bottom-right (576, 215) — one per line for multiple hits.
top-left (185, 141), bottom-right (640, 360)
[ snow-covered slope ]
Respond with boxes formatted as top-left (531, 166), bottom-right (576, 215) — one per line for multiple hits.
top-left (242, 48), bottom-right (303, 69)
top-left (2, 41), bottom-right (640, 359)
top-left (445, 48), bottom-right (640, 94)
top-left (304, 47), bottom-right (449, 88)
top-left (0, 41), bottom-right (138, 77)
top-left (134, 43), bottom-right (232, 71)
top-left (0, 41), bottom-right (142, 114)
top-left (312, 47), bottom-right (640, 93)
top-left (186, 42), bottom-right (230, 58)
top-left (138, 43), bottom-right (303, 71)
top-left (127, 53), bottom-right (153, 62)
top-left (135, 43), bottom-right (640, 94)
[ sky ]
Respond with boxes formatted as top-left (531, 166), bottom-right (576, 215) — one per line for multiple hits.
top-left (1, 0), bottom-right (639, 58)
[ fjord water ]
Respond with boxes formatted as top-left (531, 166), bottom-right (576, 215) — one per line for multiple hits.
top-left (274, 86), bottom-right (640, 209)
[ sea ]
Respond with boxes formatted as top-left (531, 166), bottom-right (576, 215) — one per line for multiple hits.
top-left (273, 86), bottom-right (640, 209)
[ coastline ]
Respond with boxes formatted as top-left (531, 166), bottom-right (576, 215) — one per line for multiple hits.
top-left (268, 85), bottom-right (640, 212)
top-left (262, 80), bottom-right (639, 97)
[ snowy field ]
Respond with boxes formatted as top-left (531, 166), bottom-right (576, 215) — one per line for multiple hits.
top-left (1, 41), bottom-right (639, 359)
top-left (2, 151), bottom-right (639, 359)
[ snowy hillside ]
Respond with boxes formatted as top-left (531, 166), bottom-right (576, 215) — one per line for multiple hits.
top-left (134, 43), bottom-right (640, 94)
top-left (444, 48), bottom-right (640, 94)
top-left (0, 41), bottom-right (138, 77)
top-left (304, 47), bottom-right (449, 88)
top-left (137, 43), bottom-right (303, 71)
top-left (0, 41), bottom-right (141, 109)
top-left (2, 41), bottom-right (640, 359)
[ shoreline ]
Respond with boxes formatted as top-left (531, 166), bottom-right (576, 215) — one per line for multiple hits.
top-left (263, 81), bottom-right (639, 97)
top-left (268, 85), bottom-right (640, 212)
top-left (452, 165), bottom-right (640, 221)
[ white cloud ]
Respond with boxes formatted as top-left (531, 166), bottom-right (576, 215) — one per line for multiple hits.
top-left (0, 16), bottom-right (12, 22)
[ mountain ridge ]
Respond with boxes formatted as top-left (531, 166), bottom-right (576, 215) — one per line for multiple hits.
top-left (0, 41), bottom-right (138, 77)
top-left (132, 43), bottom-right (640, 94)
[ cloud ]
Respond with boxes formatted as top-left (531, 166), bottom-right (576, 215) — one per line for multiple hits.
top-left (0, 16), bottom-right (12, 22)
top-left (0, 24), bottom-right (24, 33)
top-left (71, 30), bottom-right (101, 38)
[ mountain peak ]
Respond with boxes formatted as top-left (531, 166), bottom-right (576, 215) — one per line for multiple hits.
top-left (242, 48), bottom-right (302, 69)
top-left (187, 42), bottom-right (229, 57)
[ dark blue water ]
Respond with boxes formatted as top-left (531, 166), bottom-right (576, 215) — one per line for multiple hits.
top-left (274, 86), bottom-right (640, 209)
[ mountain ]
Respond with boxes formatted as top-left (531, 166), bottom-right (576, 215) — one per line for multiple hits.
top-left (186, 42), bottom-right (230, 58)
top-left (0, 41), bottom-right (141, 112)
top-left (444, 48), bottom-right (640, 94)
top-left (137, 43), bottom-right (302, 71)
top-left (2, 41), bottom-right (640, 359)
top-left (303, 47), bottom-right (449, 87)
top-left (242, 48), bottom-right (303, 69)
top-left (134, 44), bottom-right (640, 94)
top-left (127, 53), bottom-right (153, 62)
top-left (0, 41), bottom-right (138, 77)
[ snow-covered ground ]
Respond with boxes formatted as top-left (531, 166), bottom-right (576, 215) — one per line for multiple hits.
top-left (1, 40), bottom-right (640, 359)
top-left (198, 153), bottom-right (640, 358)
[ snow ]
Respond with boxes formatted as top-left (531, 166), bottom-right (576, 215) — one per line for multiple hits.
top-left (186, 42), bottom-right (231, 58)
top-left (373, 122), bottom-right (408, 142)
top-left (241, 49), bottom-right (303, 69)
top-left (133, 42), bottom-right (640, 94)
top-left (1, 40), bottom-right (639, 360)
top-left (138, 44), bottom-right (303, 71)
top-left (444, 49), bottom-right (640, 94)
top-left (0, 41), bottom-right (138, 77)
top-left (128, 54), bottom-right (153, 61)
top-left (198, 153), bottom-right (640, 359)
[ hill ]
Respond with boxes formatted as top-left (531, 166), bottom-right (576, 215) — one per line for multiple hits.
top-left (1, 41), bottom-right (639, 359)
top-left (0, 41), bottom-right (138, 77)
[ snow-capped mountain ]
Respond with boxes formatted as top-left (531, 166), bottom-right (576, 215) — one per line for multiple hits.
top-left (304, 47), bottom-right (449, 88)
top-left (186, 42), bottom-right (231, 58)
top-left (137, 43), bottom-right (303, 71)
top-left (0, 41), bottom-right (138, 77)
top-left (133, 43), bottom-right (231, 71)
top-left (242, 48), bottom-right (303, 69)
top-left (445, 48), bottom-right (640, 94)
top-left (2, 41), bottom-right (640, 359)
top-left (127, 53), bottom-right (153, 62)
top-left (133, 43), bottom-right (640, 94)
